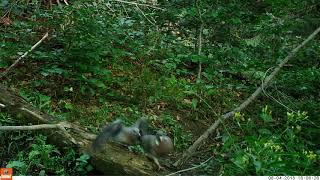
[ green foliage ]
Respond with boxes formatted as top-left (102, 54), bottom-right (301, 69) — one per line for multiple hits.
top-left (156, 114), bottom-right (192, 151)
top-left (128, 145), bottom-right (145, 155)
top-left (1, 0), bottom-right (320, 176)
top-left (260, 105), bottom-right (273, 123)
top-left (19, 90), bottom-right (52, 111)
top-left (75, 154), bottom-right (94, 175)
top-left (0, 113), bottom-right (92, 175)
top-left (49, 4), bottom-right (114, 96)
top-left (215, 108), bottom-right (320, 175)
top-left (4, 134), bottom-right (93, 176)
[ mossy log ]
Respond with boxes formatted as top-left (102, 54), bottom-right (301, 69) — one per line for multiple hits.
top-left (0, 84), bottom-right (163, 175)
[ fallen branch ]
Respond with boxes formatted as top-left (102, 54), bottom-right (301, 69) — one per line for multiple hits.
top-left (174, 26), bottom-right (320, 167)
top-left (0, 122), bottom-right (68, 131)
top-left (1, 32), bottom-right (49, 78)
top-left (0, 122), bottom-right (77, 145)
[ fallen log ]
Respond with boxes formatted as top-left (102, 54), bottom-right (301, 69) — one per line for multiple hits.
top-left (0, 83), bottom-right (161, 175)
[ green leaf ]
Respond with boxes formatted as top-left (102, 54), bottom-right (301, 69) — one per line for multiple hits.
top-left (0, 60), bottom-right (9, 68)
top-left (258, 128), bottom-right (272, 135)
top-left (29, 150), bottom-right (41, 160)
top-left (253, 159), bottom-right (262, 172)
top-left (191, 98), bottom-right (198, 110)
top-left (86, 165), bottom-right (94, 172)
top-left (244, 35), bottom-right (261, 47)
top-left (0, 0), bottom-right (9, 7)
top-left (232, 154), bottom-right (249, 169)
top-left (39, 170), bottom-right (46, 176)
top-left (40, 72), bottom-right (49, 77)
top-left (64, 102), bottom-right (73, 110)
top-left (97, 69), bottom-right (111, 76)
top-left (77, 154), bottom-right (90, 163)
top-left (7, 161), bottom-right (26, 168)
top-left (260, 113), bottom-right (273, 123)
top-left (89, 79), bottom-right (107, 89)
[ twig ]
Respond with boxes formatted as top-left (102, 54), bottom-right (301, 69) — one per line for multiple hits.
top-left (113, 0), bottom-right (164, 11)
top-left (167, 156), bottom-right (213, 176)
top-left (63, 0), bottom-right (69, 5)
top-left (56, 0), bottom-right (69, 5)
top-left (1, 0), bottom-right (17, 20)
top-left (274, 84), bottom-right (299, 109)
top-left (19, 107), bottom-right (48, 122)
top-left (174, 26), bottom-right (320, 167)
top-left (191, 92), bottom-right (218, 116)
top-left (120, 2), bottom-right (129, 17)
top-left (1, 10), bottom-right (9, 19)
top-left (261, 67), bottom-right (295, 112)
top-left (135, 4), bottom-right (156, 26)
top-left (1, 32), bottom-right (49, 77)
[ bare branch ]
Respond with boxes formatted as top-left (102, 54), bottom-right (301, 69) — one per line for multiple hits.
top-left (0, 122), bottom-right (68, 131)
top-left (191, 92), bottom-right (218, 116)
top-left (135, 4), bottom-right (156, 26)
top-left (1, 32), bottom-right (49, 77)
top-left (174, 26), bottom-right (320, 167)
top-left (0, 121), bottom-right (77, 145)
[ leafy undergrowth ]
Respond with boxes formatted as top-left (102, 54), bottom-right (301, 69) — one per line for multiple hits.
top-left (1, 0), bottom-right (319, 176)
top-left (0, 113), bottom-right (96, 175)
